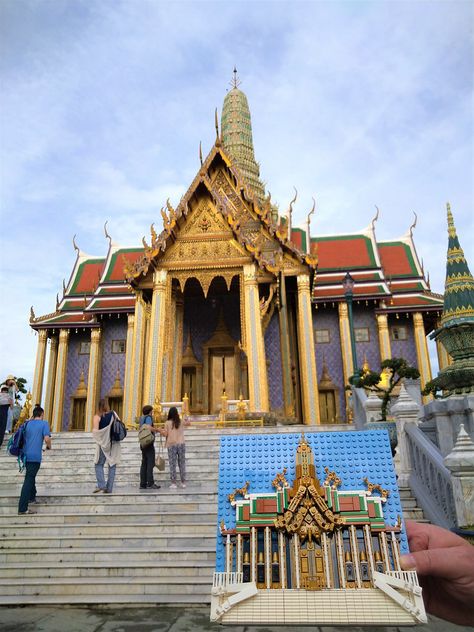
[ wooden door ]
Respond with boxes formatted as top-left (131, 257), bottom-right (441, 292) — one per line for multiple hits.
top-left (181, 367), bottom-right (196, 411)
top-left (209, 350), bottom-right (235, 413)
top-left (319, 390), bottom-right (337, 424)
top-left (71, 398), bottom-right (86, 431)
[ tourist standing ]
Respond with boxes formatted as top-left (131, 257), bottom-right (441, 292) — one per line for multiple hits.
top-left (5, 375), bottom-right (17, 434)
top-left (92, 399), bottom-right (121, 494)
top-left (0, 384), bottom-right (12, 448)
top-left (138, 405), bottom-right (160, 490)
top-left (18, 405), bottom-right (51, 515)
top-left (158, 406), bottom-right (190, 489)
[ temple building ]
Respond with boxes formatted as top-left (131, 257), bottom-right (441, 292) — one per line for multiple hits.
top-left (29, 74), bottom-right (444, 431)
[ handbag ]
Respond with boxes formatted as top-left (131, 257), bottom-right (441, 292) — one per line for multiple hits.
top-left (155, 436), bottom-right (165, 471)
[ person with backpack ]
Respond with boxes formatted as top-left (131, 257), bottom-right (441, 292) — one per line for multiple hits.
top-left (157, 406), bottom-right (190, 489)
top-left (138, 405), bottom-right (160, 490)
top-left (92, 399), bottom-right (121, 494)
top-left (0, 384), bottom-right (12, 448)
top-left (18, 405), bottom-right (51, 515)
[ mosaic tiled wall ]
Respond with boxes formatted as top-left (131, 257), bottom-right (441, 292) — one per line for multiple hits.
top-left (63, 331), bottom-right (90, 430)
top-left (353, 306), bottom-right (381, 372)
top-left (312, 307), bottom-right (346, 421)
top-left (264, 311), bottom-right (283, 411)
top-left (99, 316), bottom-right (127, 400)
top-left (388, 315), bottom-right (418, 368)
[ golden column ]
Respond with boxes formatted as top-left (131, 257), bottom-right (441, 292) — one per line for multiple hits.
top-left (338, 302), bottom-right (354, 414)
top-left (143, 269), bottom-right (168, 405)
top-left (51, 329), bottom-right (69, 432)
top-left (43, 335), bottom-right (58, 422)
top-left (376, 313), bottom-right (392, 361)
top-left (31, 329), bottom-right (48, 406)
top-left (413, 312), bottom-right (433, 400)
top-left (296, 273), bottom-right (319, 424)
top-left (122, 313), bottom-right (135, 425)
top-left (435, 319), bottom-right (452, 370)
top-left (128, 293), bottom-right (148, 422)
top-left (84, 328), bottom-right (102, 431)
top-left (243, 264), bottom-right (269, 412)
top-left (169, 294), bottom-right (184, 401)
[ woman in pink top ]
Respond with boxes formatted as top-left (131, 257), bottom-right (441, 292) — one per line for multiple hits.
top-left (158, 407), bottom-right (190, 489)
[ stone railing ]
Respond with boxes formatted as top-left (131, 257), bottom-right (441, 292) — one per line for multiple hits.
top-left (405, 422), bottom-right (457, 528)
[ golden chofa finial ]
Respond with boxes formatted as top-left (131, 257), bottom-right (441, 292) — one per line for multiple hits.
top-left (409, 211), bottom-right (417, 238)
top-left (104, 221), bottom-right (112, 246)
top-left (371, 205), bottom-right (380, 231)
top-left (199, 141), bottom-right (203, 166)
top-left (214, 108), bottom-right (220, 142)
top-left (72, 234), bottom-right (80, 254)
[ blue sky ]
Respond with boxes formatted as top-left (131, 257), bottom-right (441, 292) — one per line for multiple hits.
top-left (1, 0), bottom-right (472, 392)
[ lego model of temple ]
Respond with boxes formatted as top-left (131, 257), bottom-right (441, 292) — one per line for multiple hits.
top-left (211, 432), bottom-right (427, 625)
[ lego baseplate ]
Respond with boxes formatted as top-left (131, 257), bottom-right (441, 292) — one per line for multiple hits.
top-left (211, 430), bottom-right (427, 626)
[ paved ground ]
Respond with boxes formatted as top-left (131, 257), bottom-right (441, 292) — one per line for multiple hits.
top-left (0, 607), bottom-right (471, 632)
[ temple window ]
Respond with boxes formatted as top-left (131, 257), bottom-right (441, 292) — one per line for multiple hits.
top-left (354, 327), bottom-right (369, 343)
top-left (391, 325), bottom-right (407, 340)
top-left (111, 339), bottom-right (126, 354)
top-left (78, 342), bottom-right (91, 355)
top-left (315, 329), bottom-right (330, 343)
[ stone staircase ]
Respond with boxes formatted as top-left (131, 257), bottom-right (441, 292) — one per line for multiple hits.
top-left (0, 424), bottom-right (425, 605)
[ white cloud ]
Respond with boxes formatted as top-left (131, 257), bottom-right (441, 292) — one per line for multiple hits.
top-left (0, 0), bottom-right (472, 388)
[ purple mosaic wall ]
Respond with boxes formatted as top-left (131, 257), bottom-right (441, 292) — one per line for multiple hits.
top-left (99, 315), bottom-right (127, 400)
top-left (353, 305), bottom-right (381, 373)
top-left (264, 311), bottom-right (283, 411)
top-left (63, 331), bottom-right (90, 430)
top-left (388, 315), bottom-right (418, 368)
top-left (312, 307), bottom-right (346, 421)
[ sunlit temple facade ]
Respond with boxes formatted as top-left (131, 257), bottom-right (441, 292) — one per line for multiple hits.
top-left (29, 76), bottom-right (444, 430)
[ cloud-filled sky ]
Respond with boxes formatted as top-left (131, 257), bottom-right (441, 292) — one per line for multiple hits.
top-left (1, 0), bottom-right (472, 391)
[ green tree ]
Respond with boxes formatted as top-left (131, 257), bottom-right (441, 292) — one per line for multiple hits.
top-left (348, 358), bottom-right (420, 421)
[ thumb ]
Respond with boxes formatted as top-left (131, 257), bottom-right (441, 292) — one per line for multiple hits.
top-left (400, 547), bottom-right (464, 580)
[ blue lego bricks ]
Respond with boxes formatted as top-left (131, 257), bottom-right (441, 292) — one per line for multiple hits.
top-left (215, 430), bottom-right (408, 572)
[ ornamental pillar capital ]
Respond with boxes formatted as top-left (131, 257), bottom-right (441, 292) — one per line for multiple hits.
top-left (127, 313), bottom-right (135, 329)
top-left (38, 329), bottom-right (48, 342)
top-left (338, 302), bottom-right (348, 318)
top-left (413, 312), bottom-right (424, 326)
top-left (49, 335), bottom-right (58, 349)
top-left (90, 328), bottom-right (101, 343)
top-left (153, 269), bottom-right (168, 290)
top-left (59, 329), bottom-right (70, 343)
top-left (296, 273), bottom-right (311, 293)
top-left (376, 313), bottom-right (389, 329)
top-left (243, 263), bottom-right (258, 284)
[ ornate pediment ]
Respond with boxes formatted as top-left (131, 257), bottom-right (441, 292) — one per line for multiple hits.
top-left (125, 144), bottom-right (315, 285)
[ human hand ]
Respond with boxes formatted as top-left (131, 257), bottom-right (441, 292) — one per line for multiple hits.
top-left (400, 520), bottom-right (474, 626)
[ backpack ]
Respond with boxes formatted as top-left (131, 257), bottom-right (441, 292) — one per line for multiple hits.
top-left (138, 416), bottom-right (154, 449)
top-left (110, 411), bottom-right (127, 442)
top-left (7, 420), bottom-right (30, 471)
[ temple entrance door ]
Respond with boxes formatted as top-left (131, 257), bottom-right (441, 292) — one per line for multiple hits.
top-left (319, 391), bottom-right (337, 424)
top-left (300, 541), bottom-right (326, 590)
top-left (182, 367), bottom-right (197, 411)
top-left (70, 398), bottom-right (86, 431)
top-left (209, 350), bottom-right (235, 413)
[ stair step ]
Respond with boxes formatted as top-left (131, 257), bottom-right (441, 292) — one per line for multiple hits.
top-left (0, 511), bottom-right (217, 524)
top-left (0, 522), bottom-right (216, 536)
top-left (0, 547), bottom-right (215, 564)
top-left (0, 533), bottom-right (216, 549)
top-left (1, 561), bottom-right (214, 579)
top-left (0, 593), bottom-right (211, 605)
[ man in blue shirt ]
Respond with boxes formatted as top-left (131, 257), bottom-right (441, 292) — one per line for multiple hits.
top-left (18, 405), bottom-right (51, 515)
